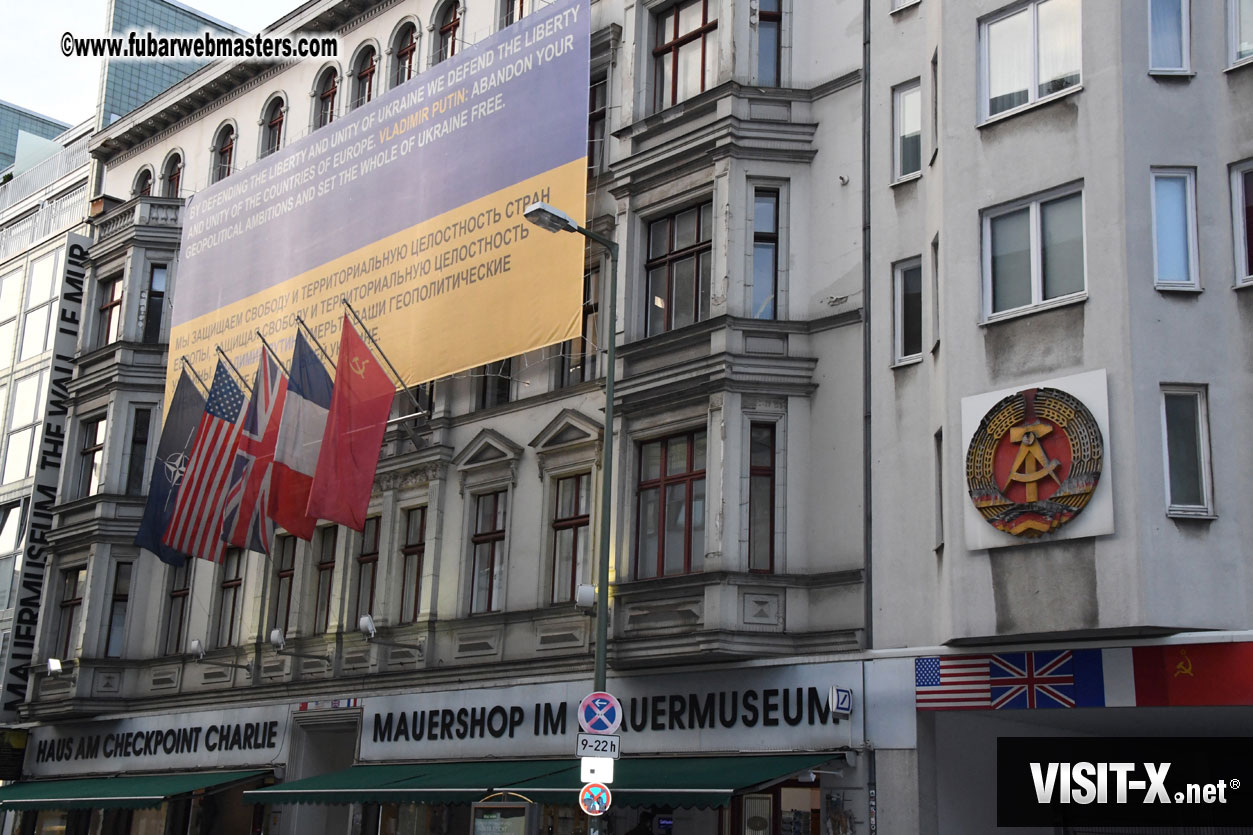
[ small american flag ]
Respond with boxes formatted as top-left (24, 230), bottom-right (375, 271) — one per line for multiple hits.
top-left (915, 656), bottom-right (992, 710)
top-left (163, 361), bottom-right (246, 562)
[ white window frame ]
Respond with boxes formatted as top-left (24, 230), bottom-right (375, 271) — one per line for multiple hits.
top-left (1150, 168), bottom-right (1199, 290)
top-left (978, 0), bottom-right (1083, 124)
top-left (1159, 385), bottom-right (1214, 517)
top-left (1229, 0), bottom-right (1253, 67)
top-left (1148, 0), bottom-right (1191, 74)
top-left (981, 185), bottom-right (1087, 321)
top-left (892, 80), bottom-right (922, 183)
top-left (1232, 158), bottom-right (1253, 287)
top-left (893, 257), bottom-right (924, 365)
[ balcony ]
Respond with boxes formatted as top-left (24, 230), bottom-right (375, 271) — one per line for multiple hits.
top-left (92, 195), bottom-right (183, 253)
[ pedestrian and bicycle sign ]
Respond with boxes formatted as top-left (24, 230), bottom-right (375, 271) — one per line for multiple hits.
top-left (579, 782), bottom-right (612, 816)
top-left (578, 691), bottom-right (622, 734)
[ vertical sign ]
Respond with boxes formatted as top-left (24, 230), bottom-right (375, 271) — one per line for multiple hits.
top-left (0, 235), bottom-right (88, 722)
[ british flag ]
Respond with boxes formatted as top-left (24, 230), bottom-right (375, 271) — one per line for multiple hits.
top-left (220, 346), bottom-right (288, 555)
top-left (916, 649), bottom-right (1106, 711)
top-left (990, 651), bottom-right (1076, 709)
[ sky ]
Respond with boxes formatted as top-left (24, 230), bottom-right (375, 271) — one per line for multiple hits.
top-left (1, 0), bottom-right (296, 126)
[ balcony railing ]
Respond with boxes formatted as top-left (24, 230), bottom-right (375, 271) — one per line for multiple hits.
top-left (0, 183), bottom-right (89, 261)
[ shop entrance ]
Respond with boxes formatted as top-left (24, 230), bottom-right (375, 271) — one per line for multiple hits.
top-left (280, 718), bottom-right (358, 835)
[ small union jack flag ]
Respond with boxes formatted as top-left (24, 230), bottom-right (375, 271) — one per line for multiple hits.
top-left (990, 651), bottom-right (1076, 709)
top-left (221, 346), bottom-right (288, 555)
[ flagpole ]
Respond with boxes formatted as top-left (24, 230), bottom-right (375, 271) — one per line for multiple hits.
top-left (181, 357), bottom-right (210, 395)
top-left (215, 347), bottom-right (253, 394)
top-left (254, 331), bottom-right (290, 376)
top-left (340, 299), bottom-right (428, 417)
top-left (295, 316), bottom-right (336, 370)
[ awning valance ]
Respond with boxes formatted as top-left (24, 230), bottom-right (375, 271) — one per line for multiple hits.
top-left (0, 769), bottom-right (267, 811)
top-left (244, 754), bottom-right (838, 809)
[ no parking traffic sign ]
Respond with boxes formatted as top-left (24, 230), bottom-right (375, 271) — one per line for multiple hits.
top-left (579, 782), bottom-right (612, 816)
top-left (577, 691), bottom-right (622, 734)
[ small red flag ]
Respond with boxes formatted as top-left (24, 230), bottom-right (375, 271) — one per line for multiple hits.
top-left (306, 316), bottom-right (395, 531)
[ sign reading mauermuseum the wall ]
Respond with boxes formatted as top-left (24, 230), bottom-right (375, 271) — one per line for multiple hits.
top-left (25, 704), bottom-right (292, 777)
top-left (168, 0), bottom-right (589, 404)
top-left (362, 662), bottom-right (863, 761)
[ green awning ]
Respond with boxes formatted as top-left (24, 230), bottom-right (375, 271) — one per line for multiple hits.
top-left (0, 769), bottom-right (267, 811)
top-left (245, 754), bottom-right (838, 809)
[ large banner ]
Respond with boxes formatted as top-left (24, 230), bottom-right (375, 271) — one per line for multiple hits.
top-left (169, 0), bottom-right (589, 399)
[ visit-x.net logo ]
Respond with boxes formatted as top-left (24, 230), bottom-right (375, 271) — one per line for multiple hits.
top-left (998, 738), bottom-right (1252, 826)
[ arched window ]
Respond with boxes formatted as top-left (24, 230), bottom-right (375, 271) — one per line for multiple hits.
top-left (353, 47), bottom-right (377, 108)
top-left (212, 125), bottom-right (235, 184)
top-left (436, 3), bottom-right (460, 63)
top-left (315, 68), bottom-right (338, 128)
top-left (162, 153), bottom-right (182, 197)
top-left (503, 0), bottom-right (526, 26)
top-left (392, 24), bottom-right (418, 88)
top-left (133, 168), bottom-right (153, 197)
top-left (262, 97), bottom-right (284, 157)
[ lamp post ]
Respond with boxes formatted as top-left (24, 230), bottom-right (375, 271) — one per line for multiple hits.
top-left (523, 201), bottom-right (618, 694)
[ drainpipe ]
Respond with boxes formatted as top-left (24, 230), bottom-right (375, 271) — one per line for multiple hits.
top-left (861, 0), bottom-right (873, 651)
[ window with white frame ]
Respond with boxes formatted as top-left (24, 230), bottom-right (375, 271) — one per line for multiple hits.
top-left (163, 561), bottom-right (191, 656)
top-left (400, 507), bottom-right (426, 624)
top-left (980, 0), bottom-right (1081, 121)
top-left (1233, 159), bottom-right (1253, 286)
top-left (21, 250), bottom-right (60, 362)
top-left (1151, 169), bottom-right (1198, 289)
top-left (1161, 386), bottom-right (1213, 516)
top-left (216, 548), bottom-right (243, 647)
top-left (355, 516), bottom-right (380, 622)
top-left (77, 415), bottom-right (107, 498)
top-left (1231, 0), bottom-right (1253, 65)
top-left (55, 566), bottom-right (87, 659)
top-left (756, 0), bottom-right (781, 86)
top-left (893, 81), bottom-right (922, 180)
top-left (0, 268), bottom-right (22, 372)
top-left (983, 187), bottom-right (1084, 318)
top-left (894, 258), bottom-right (923, 363)
top-left (0, 501), bottom-right (27, 610)
top-left (551, 474), bottom-right (590, 603)
top-left (1149, 0), bottom-right (1190, 72)
top-left (471, 491), bottom-right (507, 614)
top-left (2, 370), bottom-right (48, 485)
top-left (104, 562), bottom-right (132, 658)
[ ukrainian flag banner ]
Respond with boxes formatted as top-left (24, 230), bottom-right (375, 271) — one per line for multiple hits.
top-left (168, 0), bottom-right (591, 402)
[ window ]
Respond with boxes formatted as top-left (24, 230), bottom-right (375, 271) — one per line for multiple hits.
top-left (471, 491), bottom-right (507, 614)
top-left (216, 548), bottom-right (243, 647)
top-left (211, 124), bottom-right (234, 183)
top-left (271, 535), bottom-right (296, 638)
top-left (0, 501), bottom-right (27, 611)
top-left (133, 169), bottom-right (152, 197)
top-left (551, 474), bottom-right (590, 603)
top-left (635, 429), bottom-right (706, 578)
top-left (392, 24), bottom-right (418, 88)
top-left (142, 264), bottom-right (167, 344)
top-left (930, 235), bottom-right (941, 350)
top-left (437, 3), bottom-right (460, 63)
top-left (933, 428), bottom-right (944, 548)
top-left (646, 201), bottom-right (714, 336)
top-left (1231, 0), bottom-right (1253, 64)
top-left (21, 250), bottom-right (59, 362)
top-left (316, 69), bottom-right (338, 128)
top-left (1151, 169), bottom-right (1198, 289)
top-left (752, 189), bottom-right (779, 319)
top-left (560, 269), bottom-right (600, 387)
top-left (653, 0), bottom-right (718, 110)
top-left (1161, 387), bottom-right (1213, 516)
top-left (56, 567), bottom-right (87, 659)
top-left (400, 507), bottom-right (426, 624)
top-left (503, 0), bottom-right (528, 26)
top-left (162, 153), bottom-right (182, 198)
top-left (262, 98), bottom-right (284, 157)
top-left (748, 424), bottom-right (774, 572)
top-left (930, 52), bottom-right (939, 156)
top-left (588, 75), bottom-right (607, 174)
top-left (98, 275), bottom-right (123, 347)
top-left (3, 370), bottom-right (48, 485)
top-left (1233, 159), bottom-right (1253, 286)
top-left (315, 527), bottom-right (337, 634)
top-left (983, 187), bottom-right (1084, 318)
top-left (355, 517), bottom-right (380, 621)
top-left (893, 81), bottom-right (922, 180)
top-left (756, 0), bottom-right (781, 86)
top-left (164, 561), bottom-right (191, 655)
top-left (477, 358), bottom-right (512, 409)
top-left (353, 47), bottom-right (377, 109)
top-left (1150, 0), bottom-right (1190, 72)
top-left (894, 259), bottom-right (923, 363)
top-left (980, 0), bottom-right (1081, 121)
top-left (78, 416), bottom-right (106, 498)
top-left (0, 268), bottom-right (22, 372)
top-left (104, 562), bottom-right (132, 658)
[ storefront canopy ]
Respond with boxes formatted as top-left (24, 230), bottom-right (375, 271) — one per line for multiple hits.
top-left (244, 754), bottom-right (837, 809)
top-left (0, 769), bottom-right (267, 811)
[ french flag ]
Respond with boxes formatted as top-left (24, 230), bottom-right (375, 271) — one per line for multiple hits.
top-left (269, 331), bottom-right (333, 539)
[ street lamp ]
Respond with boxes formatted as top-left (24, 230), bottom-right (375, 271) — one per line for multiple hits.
top-left (523, 201), bottom-right (618, 694)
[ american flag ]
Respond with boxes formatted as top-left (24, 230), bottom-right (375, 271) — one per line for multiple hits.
top-left (163, 361), bottom-right (246, 562)
top-left (221, 346), bottom-right (288, 555)
top-left (915, 656), bottom-right (992, 710)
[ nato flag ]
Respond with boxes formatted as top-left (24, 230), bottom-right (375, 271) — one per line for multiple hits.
top-left (134, 369), bottom-right (206, 566)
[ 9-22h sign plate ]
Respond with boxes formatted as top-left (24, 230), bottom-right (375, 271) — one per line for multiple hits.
top-left (576, 733), bottom-right (620, 759)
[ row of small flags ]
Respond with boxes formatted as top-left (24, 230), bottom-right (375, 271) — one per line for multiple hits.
top-left (135, 315), bottom-right (395, 566)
